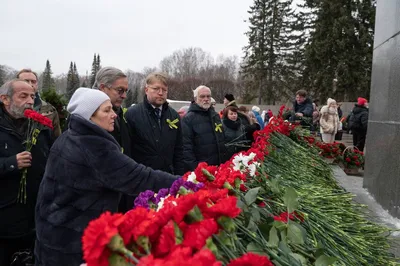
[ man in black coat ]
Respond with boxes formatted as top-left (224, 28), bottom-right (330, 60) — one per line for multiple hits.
top-left (289, 89), bottom-right (314, 127)
top-left (349, 97), bottom-right (369, 152)
top-left (126, 72), bottom-right (184, 175)
top-left (95, 67), bottom-right (132, 158)
top-left (0, 79), bottom-right (53, 266)
top-left (182, 85), bottom-right (226, 172)
top-left (123, 73), bottom-right (184, 212)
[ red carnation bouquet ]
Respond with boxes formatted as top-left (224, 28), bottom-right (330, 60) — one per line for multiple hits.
top-left (18, 109), bottom-right (53, 204)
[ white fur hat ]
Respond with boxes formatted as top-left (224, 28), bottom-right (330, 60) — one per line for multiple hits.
top-left (67, 87), bottom-right (110, 121)
top-left (252, 106), bottom-right (261, 112)
top-left (327, 98), bottom-right (336, 106)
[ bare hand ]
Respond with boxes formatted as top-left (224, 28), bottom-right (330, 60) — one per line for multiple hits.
top-left (250, 117), bottom-right (257, 124)
top-left (16, 151), bottom-right (32, 169)
top-left (295, 113), bottom-right (304, 117)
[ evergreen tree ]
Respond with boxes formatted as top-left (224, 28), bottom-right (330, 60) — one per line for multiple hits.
top-left (302, 0), bottom-right (375, 101)
top-left (241, 0), bottom-right (298, 104)
top-left (0, 65), bottom-right (5, 86)
top-left (89, 53), bottom-right (102, 88)
top-left (90, 54), bottom-right (97, 88)
top-left (42, 59), bottom-right (55, 92)
top-left (66, 62), bottom-right (75, 99)
top-left (96, 54), bottom-right (101, 71)
top-left (73, 62), bottom-right (80, 90)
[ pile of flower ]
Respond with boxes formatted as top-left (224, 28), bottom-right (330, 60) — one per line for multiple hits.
top-left (82, 107), bottom-right (397, 266)
top-left (341, 147), bottom-right (364, 169)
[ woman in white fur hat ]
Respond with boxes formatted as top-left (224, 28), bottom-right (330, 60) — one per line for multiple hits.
top-left (35, 88), bottom-right (178, 266)
top-left (319, 98), bottom-right (340, 143)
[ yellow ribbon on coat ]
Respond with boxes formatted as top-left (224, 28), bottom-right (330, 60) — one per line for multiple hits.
top-left (167, 118), bottom-right (179, 129)
top-left (122, 108), bottom-right (128, 123)
top-left (215, 123), bottom-right (222, 133)
top-left (32, 128), bottom-right (40, 145)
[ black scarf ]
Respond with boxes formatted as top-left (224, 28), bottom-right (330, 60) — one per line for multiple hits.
top-left (223, 117), bottom-right (241, 130)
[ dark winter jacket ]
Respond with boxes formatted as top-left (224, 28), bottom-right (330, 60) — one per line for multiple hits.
top-left (126, 97), bottom-right (184, 175)
top-left (0, 104), bottom-right (53, 238)
top-left (110, 107), bottom-right (133, 158)
top-left (349, 105), bottom-right (368, 132)
top-left (292, 98), bottom-right (313, 118)
top-left (222, 118), bottom-right (257, 159)
top-left (182, 103), bottom-right (226, 171)
top-left (34, 115), bottom-right (177, 266)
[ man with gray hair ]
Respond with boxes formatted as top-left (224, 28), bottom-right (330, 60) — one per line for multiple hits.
top-left (93, 66), bottom-right (132, 158)
top-left (0, 79), bottom-right (53, 265)
top-left (17, 69), bottom-right (62, 138)
top-left (182, 85), bottom-right (226, 171)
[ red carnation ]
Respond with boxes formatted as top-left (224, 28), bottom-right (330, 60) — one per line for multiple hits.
top-left (24, 109), bottom-right (53, 129)
top-left (82, 212), bottom-right (125, 266)
top-left (182, 219), bottom-right (219, 250)
top-left (345, 157), bottom-right (351, 162)
top-left (228, 253), bottom-right (274, 266)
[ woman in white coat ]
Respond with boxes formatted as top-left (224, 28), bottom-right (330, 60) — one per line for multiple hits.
top-left (319, 98), bottom-right (340, 143)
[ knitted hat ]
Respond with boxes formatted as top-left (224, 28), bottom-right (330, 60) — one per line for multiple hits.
top-left (224, 94), bottom-right (235, 102)
top-left (252, 106), bottom-right (260, 113)
top-left (327, 98), bottom-right (336, 106)
top-left (357, 97), bottom-right (368, 106)
top-left (67, 88), bottom-right (110, 121)
top-left (211, 97), bottom-right (216, 104)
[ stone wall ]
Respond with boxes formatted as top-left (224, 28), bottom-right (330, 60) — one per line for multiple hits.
top-left (363, 0), bottom-right (400, 218)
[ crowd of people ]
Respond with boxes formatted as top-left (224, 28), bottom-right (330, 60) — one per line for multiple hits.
top-left (0, 66), bottom-right (369, 266)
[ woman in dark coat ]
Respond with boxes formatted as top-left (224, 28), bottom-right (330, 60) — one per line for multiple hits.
top-left (222, 106), bottom-right (260, 159)
top-left (34, 88), bottom-right (178, 266)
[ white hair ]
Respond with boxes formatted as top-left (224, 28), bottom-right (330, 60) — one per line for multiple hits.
top-left (0, 79), bottom-right (26, 97)
top-left (193, 85), bottom-right (211, 98)
top-left (93, 66), bottom-right (127, 89)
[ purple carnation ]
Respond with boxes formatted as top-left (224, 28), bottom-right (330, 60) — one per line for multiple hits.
top-left (134, 190), bottom-right (156, 209)
top-left (155, 188), bottom-right (170, 204)
top-left (170, 178), bottom-right (205, 196)
top-left (170, 178), bottom-right (185, 196)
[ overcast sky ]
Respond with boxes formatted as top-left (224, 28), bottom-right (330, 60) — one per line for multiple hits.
top-left (0, 0), bottom-right (259, 75)
top-left (1, 0), bottom-right (303, 76)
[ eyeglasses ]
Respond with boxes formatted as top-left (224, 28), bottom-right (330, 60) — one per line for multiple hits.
top-left (108, 86), bottom-right (128, 96)
top-left (147, 85), bottom-right (168, 94)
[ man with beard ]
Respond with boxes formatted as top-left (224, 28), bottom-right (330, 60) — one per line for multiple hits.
top-left (17, 69), bottom-right (61, 138)
top-left (182, 85), bottom-right (226, 171)
top-left (0, 79), bottom-right (53, 265)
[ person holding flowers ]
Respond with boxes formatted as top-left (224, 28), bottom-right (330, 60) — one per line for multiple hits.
top-left (319, 98), bottom-right (340, 143)
top-left (34, 88), bottom-right (179, 266)
top-left (0, 79), bottom-right (53, 266)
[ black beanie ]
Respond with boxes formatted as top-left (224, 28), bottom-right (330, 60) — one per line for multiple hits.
top-left (224, 94), bottom-right (235, 102)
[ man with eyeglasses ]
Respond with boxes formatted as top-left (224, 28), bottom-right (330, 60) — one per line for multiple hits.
top-left (182, 85), bottom-right (226, 172)
top-left (125, 73), bottom-right (184, 191)
top-left (94, 66), bottom-right (132, 158)
top-left (17, 69), bottom-right (61, 138)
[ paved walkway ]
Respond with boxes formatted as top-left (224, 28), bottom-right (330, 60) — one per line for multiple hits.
top-left (331, 165), bottom-right (400, 257)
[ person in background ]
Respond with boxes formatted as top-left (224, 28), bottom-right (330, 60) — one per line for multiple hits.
top-left (124, 72), bottom-right (183, 212)
top-left (35, 88), bottom-right (178, 266)
top-left (222, 106), bottom-right (259, 159)
top-left (182, 85), bottom-right (226, 171)
top-left (319, 98), bottom-right (340, 143)
top-left (17, 69), bottom-right (61, 138)
top-left (0, 79), bottom-right (53, 266)
top-left (337, 103), bottom-right (343, 119)
top-left (251, 106), bottom-right (264, 129)
top-left (211, 97), bottom-right (217, 109)
top-left (289, 90), bottom-right (313, 127)
top-left (178, 105), bottom-right (190, 118)
top-left (349, 97), bottom-right (369, 152)
top-left (95, 67), bottom-right (132, 158)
